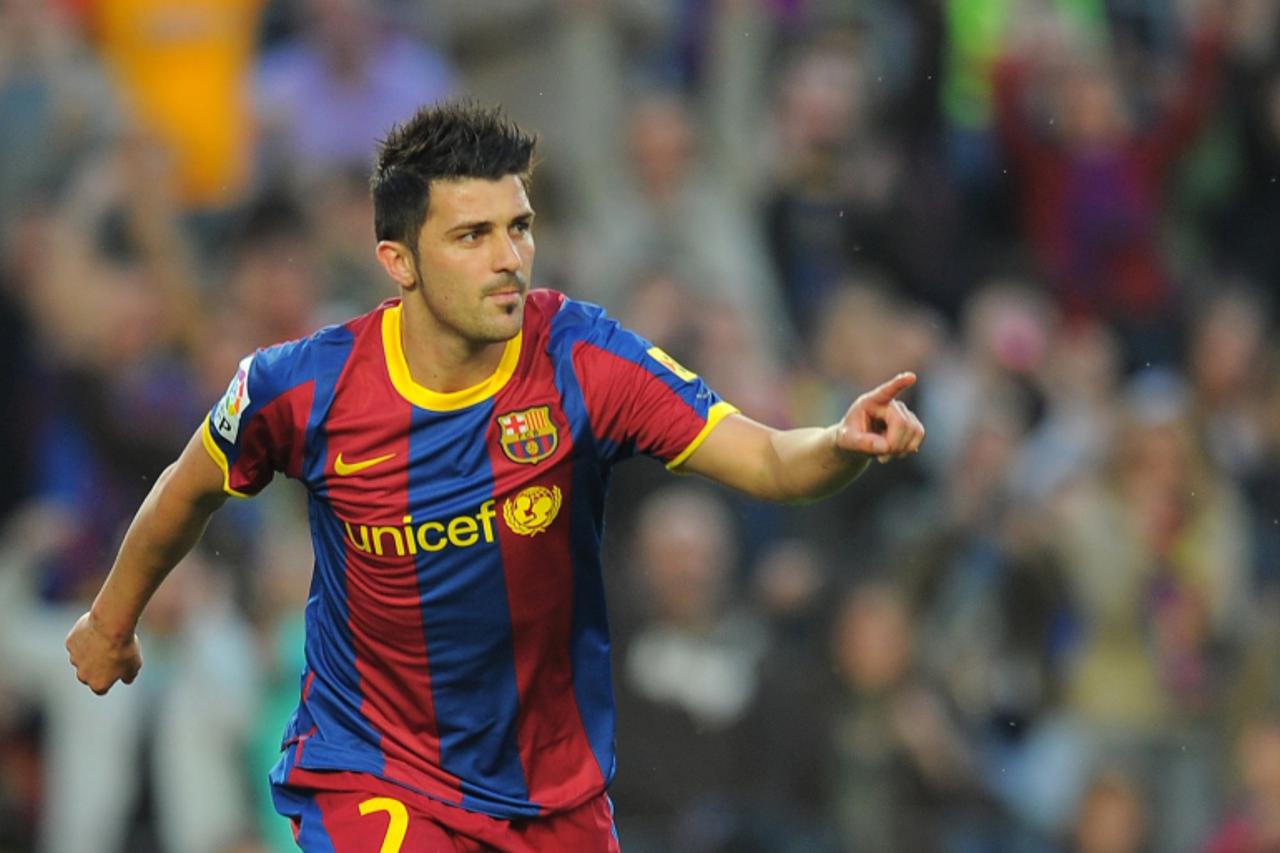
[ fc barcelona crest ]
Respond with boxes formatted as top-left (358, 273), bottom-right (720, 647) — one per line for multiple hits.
top-left (496, 405), bottom-right (559, 465)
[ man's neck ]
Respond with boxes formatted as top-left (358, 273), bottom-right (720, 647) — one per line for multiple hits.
top-left (398, 298), bottom-right (508, 394)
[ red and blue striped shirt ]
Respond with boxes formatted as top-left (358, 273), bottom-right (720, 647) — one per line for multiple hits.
top-left (201, 290), bottom-right (736, 819)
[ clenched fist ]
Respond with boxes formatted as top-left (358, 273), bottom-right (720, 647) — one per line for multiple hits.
top-left (66, 611), bottom-right (143, 695)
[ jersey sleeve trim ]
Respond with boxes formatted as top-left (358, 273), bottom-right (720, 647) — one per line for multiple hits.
top-left (200, 418), bottom-right (254, 499)
top-left (665, 401), bottom-right (740, 471)
top-left (382, 304), bottom-right (523, 410)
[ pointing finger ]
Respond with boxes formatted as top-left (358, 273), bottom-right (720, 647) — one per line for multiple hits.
top-left (865, 372), bottom-right (917, 407)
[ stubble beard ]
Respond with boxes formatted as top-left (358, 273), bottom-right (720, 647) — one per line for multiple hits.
top-left (417, 269), bottom-right (528, 344)
top-left (477, 271), bottom-right (529, 335)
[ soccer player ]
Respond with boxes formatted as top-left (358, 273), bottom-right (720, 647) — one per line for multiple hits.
top-left (65, 103), bottom-right (924, 851)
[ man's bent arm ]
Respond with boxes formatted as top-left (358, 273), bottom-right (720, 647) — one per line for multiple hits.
top-left (679, 372), bottom-right (925, 504)
top-left (67, 426), bottom-right (229, 693)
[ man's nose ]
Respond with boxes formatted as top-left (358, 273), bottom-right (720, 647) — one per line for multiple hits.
top-left (492, 232), bottom-right (521, 273)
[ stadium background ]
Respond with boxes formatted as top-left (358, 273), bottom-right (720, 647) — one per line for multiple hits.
top-left (1, 0), bottom-right (1279, 850)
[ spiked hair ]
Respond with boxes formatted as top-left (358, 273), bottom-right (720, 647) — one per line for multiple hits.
top-left (371, 101), bottom-right (537, 248)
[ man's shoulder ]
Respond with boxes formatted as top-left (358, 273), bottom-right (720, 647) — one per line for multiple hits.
top-left (248, 303), bottom-right (382, 386)
top-left (527, 289), bottom-right (616, 342)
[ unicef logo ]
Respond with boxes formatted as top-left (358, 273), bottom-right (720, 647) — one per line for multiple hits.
top-left (502, 485), bottom-right (562, 536)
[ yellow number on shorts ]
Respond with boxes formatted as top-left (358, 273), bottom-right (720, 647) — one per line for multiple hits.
top-left (358, 797), bottom-right (408, 853)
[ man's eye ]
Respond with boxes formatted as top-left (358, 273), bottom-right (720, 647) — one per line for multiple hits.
top-left (460, 231), bottom-right (481, 243)
top-left (512, 221), bottom-right (531, 234)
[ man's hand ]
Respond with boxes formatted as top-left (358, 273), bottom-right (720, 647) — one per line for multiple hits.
top-left (65, 611), bottom-right (142, 695)
top-left (836, 372), bottom-right (926, 463)
top-left (677, 370), bottom-right (926, 501)
top-left (63, 426), bottom-right (229, 695)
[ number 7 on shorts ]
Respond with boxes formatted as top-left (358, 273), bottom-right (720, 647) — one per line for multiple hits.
top-left (358, 797), bottom-right (409, 853)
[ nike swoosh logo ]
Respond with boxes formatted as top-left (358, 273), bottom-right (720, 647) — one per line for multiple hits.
top-left (334, 452), bottom-right (396, 476)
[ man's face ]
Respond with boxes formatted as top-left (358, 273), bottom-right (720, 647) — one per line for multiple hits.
top-left (411, 175), bottom-right (534, 344)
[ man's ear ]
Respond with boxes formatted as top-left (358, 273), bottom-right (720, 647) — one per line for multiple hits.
top-left (375, 241), bottom-right (419, 292)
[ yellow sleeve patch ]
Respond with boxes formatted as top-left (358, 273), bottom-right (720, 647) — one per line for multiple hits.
top-left (647, 346), bottom-right (698, 382)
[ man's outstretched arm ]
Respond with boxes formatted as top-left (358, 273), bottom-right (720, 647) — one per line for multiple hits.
top-left (65, 426), bottom-right (229, 694)
top-left (679, 372), bottom-right (925, 503)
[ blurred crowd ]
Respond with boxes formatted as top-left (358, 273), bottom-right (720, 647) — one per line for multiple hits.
top-left (1, 0), bottom-right (1278, 851)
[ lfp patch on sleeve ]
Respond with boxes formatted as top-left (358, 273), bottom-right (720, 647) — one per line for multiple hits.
top-left (646, 346), bottom-right (698, 382)
top-left (213, 354), bottom-right (254, 442)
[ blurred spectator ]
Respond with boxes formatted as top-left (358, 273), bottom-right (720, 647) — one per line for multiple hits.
top-left (0, 0), bottom-right (118, 224)
top-left (992, 3), bottom-right (1224, 368)
top-left (1051, 369), bottom-right (1249, 850)
top-left (255, 0), bottom-right (455, 182)
top-left (612, 485), bottom-right (770, 853)
top-left (14, 146), bottom-right (206, 603)
top-left (216, 191), bottom-right (327, 349)
top-left (1212, 0), bottom-right (1280, 290)
top-left (1238, 356), bottom-right (1280, 595)
top-left (1206, 713), bottom-right (1280, 853)
top-left (558, 0), bottom-right (787, 354)
top-left (439, 0), bottom-right (672, 199)
top-left (733, 540), bottom-right (839, 851)
top-left (0, 504), bottom-right (145, 853)
top-left (1011, 317), bottom-right (1122, 504)
top-left (139, 548), bottom-right (262, 853)
top-left (762, 3), bottom-right (953, 319)
top-left (826, 580), bottom-right (988, 852)
top-left (762, 29), bottom-right (916, 336)
top-left (749, 540), bottom-right (829, 665)
top-left (1071, 769), bottom-right (1150, 853)
top-left (0, 510), bottom-right (257, 853)
top-left (90, 0), bottom-right (264, 211)
top-left (939, 0), bottom-right (1109, 210)
top-left (916, 278), bottom-right (1052, 480)
top-left (241, 495), bottom-right (312, 853)
top-left (1186, 286), bottom-right (1271, 480)
top-left (306, 166), bottom-right (383, 316)
top-left (0, 216), bottom-right (42, 526)
top-left (905, 389), bottom-right (1084, 838)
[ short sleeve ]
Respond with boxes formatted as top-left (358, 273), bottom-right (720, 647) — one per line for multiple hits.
top-left (565, 302), bottom-right (738, 468)
top-left (201, 345), bottom-right (314, 497)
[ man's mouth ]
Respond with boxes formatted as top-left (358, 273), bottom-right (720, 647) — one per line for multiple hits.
top-left (484, 276), bottom-right (527, 303)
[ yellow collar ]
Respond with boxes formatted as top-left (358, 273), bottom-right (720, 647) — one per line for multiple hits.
top-left (381, 303), bottom-right (522, 410)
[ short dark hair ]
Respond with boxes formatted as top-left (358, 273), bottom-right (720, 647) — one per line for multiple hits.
top-left (371, 101), bottom-right (537, 247)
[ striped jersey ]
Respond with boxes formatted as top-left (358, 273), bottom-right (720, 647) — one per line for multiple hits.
top-left (201, 290), bottom-right (737, 819)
